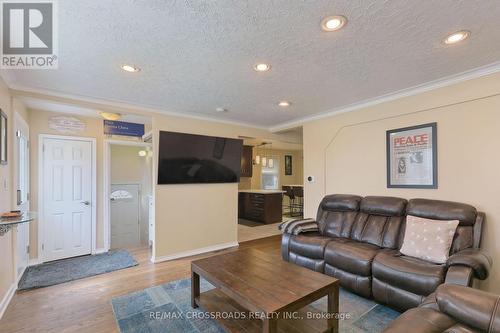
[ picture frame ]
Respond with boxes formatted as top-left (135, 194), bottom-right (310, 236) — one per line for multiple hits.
top-left (386, 122), bottom-right (437, 189)
top-left (285, 155), bottom-right (292, 175)
top-left (0, 110), bottom-right (7, 165)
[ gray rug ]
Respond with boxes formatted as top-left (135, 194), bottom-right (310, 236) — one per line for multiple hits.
top-left (111, 278), bottom-right (399, 333)
top-left (19, 250), bottom-right (138, 290)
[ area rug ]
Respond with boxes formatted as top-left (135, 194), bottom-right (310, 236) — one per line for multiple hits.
top-left (111, 277), bottom-right (399, 333)
top-left (19, 250), bottom-right (138, 290)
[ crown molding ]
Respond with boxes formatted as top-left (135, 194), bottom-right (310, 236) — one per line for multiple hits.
top-left (269, 61), bottom-right (500, 132)
top-left (6, 82), bottom-right (268, 130)
top-left (3, 60), bottom-right (500, 133)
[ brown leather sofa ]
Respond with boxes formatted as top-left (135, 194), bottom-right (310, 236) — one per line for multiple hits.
top-left (281, 194), bottom-right (492, 311)
top-left (383, 284), bottom-right (500, 333)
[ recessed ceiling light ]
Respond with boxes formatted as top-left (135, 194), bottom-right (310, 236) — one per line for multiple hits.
top-left (444, 30), bottom-right (470, 44)
top-left (253, 63), bottom-right (271, 72)
top-left (278, 101), bottom-right (291, 107)
top-left (321, 15), bottom-right (347, 32)
top-left (121, 64), bottom-right (140, 73)
top-left (215, 107), bottom-right (228, 113)
top-left (100, 112), bottom-right (122, 121)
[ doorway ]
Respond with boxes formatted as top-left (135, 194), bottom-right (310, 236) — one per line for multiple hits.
top-left (39, 135), bottom-right (96, 262)
top-left (104, 141), bottom-right (152, 251)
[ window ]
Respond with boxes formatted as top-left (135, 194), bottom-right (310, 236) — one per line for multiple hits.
top-left (261, 157), bottom-right (279, 190)
top-left (111, 190), bottom-right (134, 200)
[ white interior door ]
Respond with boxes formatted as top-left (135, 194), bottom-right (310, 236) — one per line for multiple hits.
top-left (14, 114), bottom-right (29, 278)
top-left (110, 184), bottom-right (140, 249)
top-left (42, 137), bottom-right (93, 262)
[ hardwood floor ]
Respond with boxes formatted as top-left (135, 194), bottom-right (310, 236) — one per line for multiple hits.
top-left (0, 236), bottom-right (281, 333)
top-left (238, 221), bottom-right (282, 242)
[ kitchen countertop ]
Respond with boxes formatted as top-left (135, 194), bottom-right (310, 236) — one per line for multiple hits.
top-left (238, 189), bottom-right (285, 194)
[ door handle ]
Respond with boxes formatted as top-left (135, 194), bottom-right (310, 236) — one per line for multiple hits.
top-left (82, 201), bottom-right (90, 206)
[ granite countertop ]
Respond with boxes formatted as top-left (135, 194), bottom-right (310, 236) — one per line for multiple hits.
top-left (238, 189), bottom-right (285, 194)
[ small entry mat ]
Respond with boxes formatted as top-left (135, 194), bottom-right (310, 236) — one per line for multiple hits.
top-left (18, 250), bottom-right (138, 290)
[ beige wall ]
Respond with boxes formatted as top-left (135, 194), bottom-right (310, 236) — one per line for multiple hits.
top-left (0, 78), bottom-right (15, 312)
top-left (110, 145), bottom-right (152, 245)
top-left (151, 114), bottom-right (302, 259)
top-left (303, 72), bottom-right (500, 293)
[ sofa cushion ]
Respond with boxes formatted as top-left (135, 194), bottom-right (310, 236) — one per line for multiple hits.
top-left (407, 199), bottom-right (477, 226)
top-left (320, 194), bottom-right (362, 212)
top-left (383, 308), bottom-right (456, 333)
top-left (317, 194), bottom-right (361, 238)
top-left (373, 250), bottom-right (446, 296)
top-left (324, 240), bottom-right (380, 276)
top-left (360, 196), bottom-right (407, 216)
top-left (289, 234), bottom-right (332, 259)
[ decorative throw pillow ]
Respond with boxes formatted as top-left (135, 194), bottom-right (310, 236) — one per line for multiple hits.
top-left (400, 215), bottom-right (459, 264)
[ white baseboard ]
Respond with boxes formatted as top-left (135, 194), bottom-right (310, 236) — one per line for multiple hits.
top-left (0, 283), bottom-right (16, 320)
top-left (93, 248), bottom-right (108, 255)
top-left (15, 267), bottom-right (27, 286)
top-left (151, 241), bottom-right (239, 263)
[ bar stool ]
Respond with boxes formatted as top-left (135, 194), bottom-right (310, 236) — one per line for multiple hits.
top-left (282, 186), bottom-right (295, 216)
top-left (291, 186), bottom-right (304, 217)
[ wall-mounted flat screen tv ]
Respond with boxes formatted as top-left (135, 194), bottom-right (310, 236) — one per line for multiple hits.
top-left (158, 131), bottom-right (243, 184)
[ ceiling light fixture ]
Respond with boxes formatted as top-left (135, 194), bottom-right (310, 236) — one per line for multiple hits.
top-left (100, 112), bottom-right (122, 121)
top-left (321, 15), bottom-right (347, 32)
top-left (444, 30), bottom-right (470, 44)
top-left (278, 101), bottom-right (291, 107)
top-left (121, 64), bottom-right (141, 73)
top-left (253, 63), bottom-right (271, 72)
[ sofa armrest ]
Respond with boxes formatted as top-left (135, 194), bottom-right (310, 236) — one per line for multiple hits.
top-left (447, 249), bottom-right (492, 280)
top-left (445, 265), bottom-right (474, 286)
top-left (436, 284), bottom-right (500, 332)
top-left (278, 218), bottom-right (318, 235)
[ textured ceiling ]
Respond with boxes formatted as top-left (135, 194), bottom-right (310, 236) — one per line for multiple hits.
top-left (4, 0), bottom-right (500, 127)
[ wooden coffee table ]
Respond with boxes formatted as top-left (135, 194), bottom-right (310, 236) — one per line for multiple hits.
top-left (191, 248), bottom-right (339, 333)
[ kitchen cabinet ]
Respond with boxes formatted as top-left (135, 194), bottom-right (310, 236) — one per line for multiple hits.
top-left (238, 190), bottom-right (283, 224)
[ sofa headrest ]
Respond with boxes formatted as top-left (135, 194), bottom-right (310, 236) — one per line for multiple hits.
top-left (407, 199), bottom-right (477, 226)
top-left (321, 194), bottom-right (362, 212)
top-left (360, 196), bottom-right (407, 216)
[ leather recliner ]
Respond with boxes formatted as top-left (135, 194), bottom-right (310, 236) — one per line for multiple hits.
top-left (383, 284), bottom-right (500, 333)
top-left (281, 194), bottom-right (492, 311)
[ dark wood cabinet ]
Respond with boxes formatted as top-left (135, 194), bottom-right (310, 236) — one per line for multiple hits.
top-left (238, 192), bottom-right (282, 224)
top-left (240, 145), bottom-right (253, 177)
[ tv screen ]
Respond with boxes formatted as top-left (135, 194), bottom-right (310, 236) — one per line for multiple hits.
top-left (157, 131), bottom-right (243, 184)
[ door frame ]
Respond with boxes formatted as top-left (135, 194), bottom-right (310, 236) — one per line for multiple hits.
top-left (38, 134), bottom-right (97, 263)
top-left (103, 139), bottom-right (152, 252)
top-left (13, 112), bottom-right (29, 282)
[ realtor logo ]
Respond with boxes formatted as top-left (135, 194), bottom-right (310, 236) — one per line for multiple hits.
top-left (1, 0), bottom-right (58, 69)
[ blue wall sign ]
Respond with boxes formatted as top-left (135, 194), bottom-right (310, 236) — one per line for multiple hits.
top-left (103, 120), bottom-right (145, 137)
